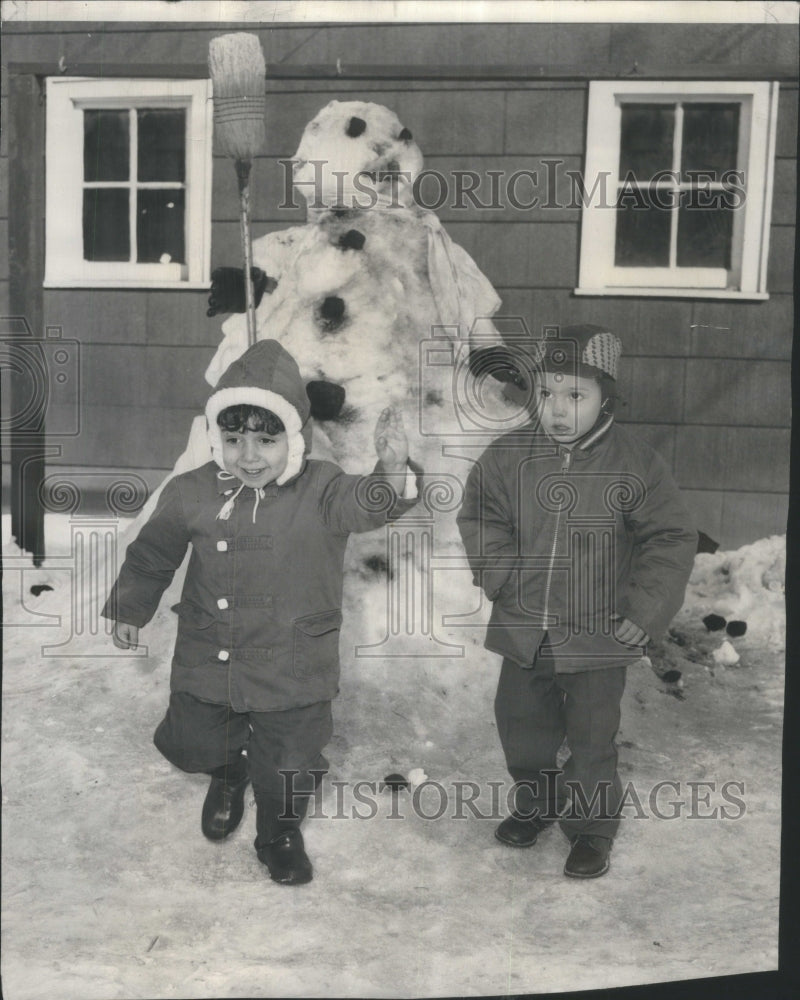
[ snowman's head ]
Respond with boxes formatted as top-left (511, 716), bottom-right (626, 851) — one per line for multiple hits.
top-left (292, 100), bottom-right (424, 212)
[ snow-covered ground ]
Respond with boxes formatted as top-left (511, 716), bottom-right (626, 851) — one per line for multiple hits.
top-left (1, 513), bottom-right (784, 998)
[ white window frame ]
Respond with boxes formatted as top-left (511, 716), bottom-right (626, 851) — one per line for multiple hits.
top-left (576, 80), bottom-right (779, 301)
top-left (45, 77), bottom-right (213, 288)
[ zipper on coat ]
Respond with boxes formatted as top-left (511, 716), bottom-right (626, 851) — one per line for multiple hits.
top-left (541, 448), bottom-right (572, 625)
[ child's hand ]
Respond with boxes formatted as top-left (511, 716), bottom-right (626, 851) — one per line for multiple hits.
top-left (113, 621), bottom-right (140, 650)
top-left (610, 614), bottom-right (649, 647)
top-left (374, 407), bottom-right (408, 473)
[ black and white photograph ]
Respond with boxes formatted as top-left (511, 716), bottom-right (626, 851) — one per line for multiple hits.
top-left (1, 1), bottom-right (796, 997)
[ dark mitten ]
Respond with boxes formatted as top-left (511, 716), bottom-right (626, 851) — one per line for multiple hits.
top-left (306, 381), bottom-right (346, 421)
top-left (467, 347), bottom-right (528, 389)
top-left (207, 267), bottom-right (271, 316)
top-left (696, 531), bottom-right (720, 554)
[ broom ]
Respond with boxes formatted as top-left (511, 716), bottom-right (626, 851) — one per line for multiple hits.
top-left (208, 33), bottom-right (266, 347)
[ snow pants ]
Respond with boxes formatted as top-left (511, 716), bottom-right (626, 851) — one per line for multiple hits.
top-left (153, 691), bottom-right (333, 847)
top-left (494, 644), bottom-right (627, 841)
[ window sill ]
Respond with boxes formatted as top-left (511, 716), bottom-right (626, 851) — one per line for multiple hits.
top-left (43, 280), bottom-right (211, 291)
top-left (573, 287), bottom-right (769, 301)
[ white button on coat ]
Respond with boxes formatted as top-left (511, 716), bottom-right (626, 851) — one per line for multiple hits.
top-left (216, 540), bottom-right (228, 552)
top-left (217, 598), bottom-right (229, 610)
top-left (218, 650), bottom-right (230, 661)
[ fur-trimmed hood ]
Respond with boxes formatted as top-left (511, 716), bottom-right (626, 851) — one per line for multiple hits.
top-left (205, 340), bottom-right (312, 487)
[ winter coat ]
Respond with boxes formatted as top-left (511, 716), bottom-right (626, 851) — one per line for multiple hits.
top-left (103, 458), bottom-right (419, 711)
top-left (456, 418), bottom-right (697, 672)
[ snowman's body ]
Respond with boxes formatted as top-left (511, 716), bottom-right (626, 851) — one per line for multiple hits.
top-left (209, 199), bottom-right (520, 471)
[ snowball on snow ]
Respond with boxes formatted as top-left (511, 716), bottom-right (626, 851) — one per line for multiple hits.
top-left (712, 641), bottom-right (741, 666)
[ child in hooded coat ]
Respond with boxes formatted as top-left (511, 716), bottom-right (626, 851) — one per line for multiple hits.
top-left (103, 339), bottom-right (420, 885)
top-left (457, 325), bottom-right (697, 878)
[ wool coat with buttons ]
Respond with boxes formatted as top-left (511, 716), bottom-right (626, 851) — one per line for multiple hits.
top-left (456, 418), bottom-right (697, 672)
top-left (103, 458), bottom-right (419, 712)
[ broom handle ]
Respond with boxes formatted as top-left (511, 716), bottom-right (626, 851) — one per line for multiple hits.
top-left (236, 159), bottom-right (257, 347)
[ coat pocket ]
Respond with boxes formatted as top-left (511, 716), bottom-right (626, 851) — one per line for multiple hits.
top-left (170, 601), bottom-right (219, 665)
top-left (292, 609), bottom-right (343, 680)
top-left (171, 601), bottom-right (216, 629)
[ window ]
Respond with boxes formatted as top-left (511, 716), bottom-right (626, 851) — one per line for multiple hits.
top-left (576, 81), bottom-right (779, 300)
top-left (45, 78), bottom-right (213, 287)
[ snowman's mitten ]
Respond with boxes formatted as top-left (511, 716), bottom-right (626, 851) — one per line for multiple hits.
top-left (467, 347), bottom-right (528, 390)
top-left (206, 267), bottom-right (272, 316)
top-left (306, 380), bottom-right (346, 421)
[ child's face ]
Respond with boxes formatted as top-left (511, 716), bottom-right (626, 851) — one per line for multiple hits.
top-left (535, 371), bottom-right (604, 443)
top-left (221, 428), bottom-right (289, 488)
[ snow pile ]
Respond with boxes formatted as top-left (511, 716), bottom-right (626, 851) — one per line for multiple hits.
top-left (683, 534), bottom-right (785, 648)
top-left (646, 533), bottom-right (786, 701)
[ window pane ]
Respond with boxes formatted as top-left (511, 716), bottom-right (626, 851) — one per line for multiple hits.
top-left (138, 109), bottom-right (186, 183)
top-left (619, 104), bottom-right (675, 180)
top-left (681, 103), bottom-right (739, 176)
top-left (137, 189), bottom-right (185, 263)
top-left (614, 188), bottom-right (671, 266)
top-left (84, 110), bottom-right (129, 182)
top-left (677, 190), bottom-right (733, 268)
top-left (83, 189), bottom-right (130, 260)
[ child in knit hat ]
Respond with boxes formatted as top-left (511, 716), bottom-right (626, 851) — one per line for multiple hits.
top-left (457, 325), bottom-right (696, 878)
top-left (103, 339), bottom-right (419, 886)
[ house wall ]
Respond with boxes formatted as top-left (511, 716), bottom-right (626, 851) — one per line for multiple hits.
top-left (1, 20), bottom-right (796, 548)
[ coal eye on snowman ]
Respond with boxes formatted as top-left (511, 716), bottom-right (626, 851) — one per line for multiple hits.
top-left (345, 116), bottom-right (367, 138)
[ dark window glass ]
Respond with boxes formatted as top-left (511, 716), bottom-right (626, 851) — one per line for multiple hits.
top-left (137, 189), bottom-right (185, 263)
top-left (614, 188), bottom-right (671, 266)
top-left (84, 110), bottom-right (129, 182)
top-left (83, 189), bottom-right (130, 260)
top-left (681, 103), bottom-right (739, 176)
top-left (619, 104), bottom-right (675, 180)
top-left (138, 109), bottom-right (186, 183)
top-left (677, 190), bottom-right (733, 268)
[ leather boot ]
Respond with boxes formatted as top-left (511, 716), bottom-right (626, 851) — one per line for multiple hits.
top-left (564, 834), bottom-right (612, 878)
top-left (495, 811), bottom-right (551, 848)
top-left (201, 762), bottom-right (250, 841)
top-left (258, 828), bottom-right (313, 885)
top-left (255, 793), bottom-right (313, 886)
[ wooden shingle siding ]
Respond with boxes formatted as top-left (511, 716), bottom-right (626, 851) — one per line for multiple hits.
top-left (504, 89), bottom-right (586, 155)
top-left (775, 85), bottom-right (798, 157)
top-left (676, 426), bottom-right (790, 493)
top-left (1, 20), bottom-right (795, 547)
top-left (689, 298), bottom-right (794, 360)
top-left (684, 360), bottom-right (791, 427)
top-left (618, 357), bottom-right (686, 423)
top-left (772, 160), bottom-right (797, 225)
top-left (46, 403), bottom-right (199, 469)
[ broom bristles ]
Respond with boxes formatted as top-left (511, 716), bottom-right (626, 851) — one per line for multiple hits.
top-left (209, 33), bottom-right (266, 161)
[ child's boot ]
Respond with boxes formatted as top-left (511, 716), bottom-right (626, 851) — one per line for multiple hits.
top-left (254, 794), bottom-right (313, 886)
top-left (495, 811), bottom-right (551, 848)
top-left (201, 755), bottom-right (250, 841)
top-left (564, 834), bottom-right (612, 878)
